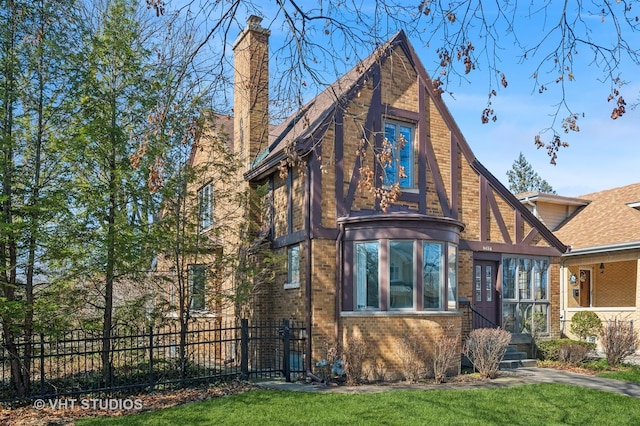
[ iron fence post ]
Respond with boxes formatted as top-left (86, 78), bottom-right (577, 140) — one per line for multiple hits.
top-left (241, 319), bottom-right (249, 380)
top-left (40, 332), bottom-right (45, 398)
top-left (282, 320), bottom-right (291, 382)
top-left (148, 325), bottom-right (154, 391)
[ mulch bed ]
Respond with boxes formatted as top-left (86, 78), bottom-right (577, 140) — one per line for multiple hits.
top-left (0, 380), bottom-right (258, 426)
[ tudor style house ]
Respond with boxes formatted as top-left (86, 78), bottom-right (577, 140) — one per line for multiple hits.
top-left (519, 183), bottom-right (640, 344)
top-left (194, 16), bottom-right (568, 378)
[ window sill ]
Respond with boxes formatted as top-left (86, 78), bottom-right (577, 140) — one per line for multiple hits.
top-left (284, 282), bottom-right (300, 289)
top-left (341, 310), bottom-right (462, 318)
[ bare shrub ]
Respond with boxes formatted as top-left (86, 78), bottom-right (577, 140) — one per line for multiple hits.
top-left (600, 319), bottom-right (637, 367)
top-left (432, 331), bottom-right (460, 384)
top-left (366, 358), bottom-right (387, 382)
top-left (395, 336), bottom-right (425, 383)
top-left (558, 343), bottom-right (590, 364)
top-left (344, 336), bottom-right (368, 385)
top-left (464, 328), bottom-right (511, 379)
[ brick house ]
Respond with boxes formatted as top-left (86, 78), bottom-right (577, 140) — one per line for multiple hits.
top-left (519, 183), bottom-right (640, 344)
top-left (196, 16), bottom-right (568, 378)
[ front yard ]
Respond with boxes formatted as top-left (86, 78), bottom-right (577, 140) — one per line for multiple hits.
top-left (76, 383), bottom-right (640, 425)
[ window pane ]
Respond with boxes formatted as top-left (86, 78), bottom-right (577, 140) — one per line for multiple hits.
top-left (519, 303), bottom-right (533, 333)
top-left (423, 242), bottom-right (443, 309)
top-left (383, 123), bottom-right (396, 186)
top-left (390, 241), bottom-right (414, 309)
top-left (398, 126), bottom-right (413, 188)
top-left (198, 183), bottom-right (213, 232)
top-left (355, 242), bottom-right (379, 309)
top-left (533, 304), bottom-right (549, 334)
top-left (502, 303), bottom-right (517, 333)
top-left (503, 258), bottom-right (516, 299)
top-left (189, 264), bottom-right (206, 311)
top-left (533, 259), bottom-right (548, 300)
top-left (518, 258), bottom-right (532, 299)
top-left (474, 265), bottom-right (481, 302)
top-left (288, 245), bottom-right (300, 285)
top-left (447, 244), bottom-right (458, 310)
top-left (486, 266), bottom-right (493, 302)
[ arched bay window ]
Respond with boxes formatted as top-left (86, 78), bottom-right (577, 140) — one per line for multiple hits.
top-left (341, 214), bottom-right (463, 312)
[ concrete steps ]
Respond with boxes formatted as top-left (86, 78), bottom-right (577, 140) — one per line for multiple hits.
top-left (499, 344), bottom-right (537, 370)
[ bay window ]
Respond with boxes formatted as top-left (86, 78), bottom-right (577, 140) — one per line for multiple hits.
top-left (351, 239), bottom-right (457, 312)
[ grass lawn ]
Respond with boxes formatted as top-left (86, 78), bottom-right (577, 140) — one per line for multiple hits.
top-left (77, 383), bottom-right (640, 425)
top-left (598, 367), bottom-right (640, 382)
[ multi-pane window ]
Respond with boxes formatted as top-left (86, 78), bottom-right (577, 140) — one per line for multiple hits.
top-left (502, 256), bottom-right (550, 334)
top-left (188, 264), bottom-right (206, 311)
top-left (383, 121), bottom-right (414, 188)
top-left (198, 183), bottom-right (214, 232)
top-left (287, 245), bottom-right (300, 287)
top-left (353, 240), bottom-right (457, 311)
top-left (355, 242), bottom-right (379, 309)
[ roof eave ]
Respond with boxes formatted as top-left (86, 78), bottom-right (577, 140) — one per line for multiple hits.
top-left (564, 241), bottom-right (640, 257)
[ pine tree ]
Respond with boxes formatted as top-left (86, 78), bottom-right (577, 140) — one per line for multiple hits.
top-left (506, 153), bottom-right (556, 194)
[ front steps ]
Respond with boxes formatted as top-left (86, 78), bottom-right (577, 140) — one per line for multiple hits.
top-left (499, 345), bottom-right (537, 369)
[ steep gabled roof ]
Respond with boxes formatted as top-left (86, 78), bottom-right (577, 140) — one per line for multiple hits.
top-left (244, 30), bottom-right (567, 253)
top-left (555, 183), bottom-right (640, 252)
top-left (245, 31), bottom-right (407, 180)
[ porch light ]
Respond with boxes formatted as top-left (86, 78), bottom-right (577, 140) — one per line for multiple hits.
top-left (599, 263), bottom-right (605, 273)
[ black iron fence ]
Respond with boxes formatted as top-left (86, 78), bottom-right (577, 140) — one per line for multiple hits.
top-left (0, 318), bottom-right (305, 403)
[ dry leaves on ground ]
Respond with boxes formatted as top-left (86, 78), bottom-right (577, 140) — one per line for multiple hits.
top-left (0, 380), bottom-right (258, 426)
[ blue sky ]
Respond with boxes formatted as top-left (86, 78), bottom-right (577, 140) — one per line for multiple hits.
top-left (189, 1), bottom-right (638, 197)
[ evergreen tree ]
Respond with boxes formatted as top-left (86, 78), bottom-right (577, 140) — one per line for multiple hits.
top-left (506, 153), bottom-right (556, 194)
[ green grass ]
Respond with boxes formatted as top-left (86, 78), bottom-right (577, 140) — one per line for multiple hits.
top-left (598, 367), bottom-right (640, 382)
top-left (78, 384), bottom-right (640, 425)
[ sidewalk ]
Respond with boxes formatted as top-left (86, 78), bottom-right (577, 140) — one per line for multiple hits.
top-left (256, 367), bottom-right (640, 398)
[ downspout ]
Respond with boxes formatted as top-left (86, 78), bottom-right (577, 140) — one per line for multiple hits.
top-left (335, 223), bottom-right (345, 347)
top-left (305, 160), bottom-right (313, 374)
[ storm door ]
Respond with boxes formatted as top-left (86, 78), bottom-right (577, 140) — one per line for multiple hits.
top-left (473, 260), bottom-right (499, 328)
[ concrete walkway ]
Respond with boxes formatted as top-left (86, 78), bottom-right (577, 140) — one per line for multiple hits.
top-left (256, 367), bottom-right (640, 398)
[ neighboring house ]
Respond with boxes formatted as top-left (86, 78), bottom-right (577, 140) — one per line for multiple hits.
top-left (519, 183), bottom-right (640, 343)
top-left (197, 16), bottom-right (567, 379)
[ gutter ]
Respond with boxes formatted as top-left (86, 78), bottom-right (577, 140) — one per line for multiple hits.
top-left (562, 241), bottom-right (640, 257)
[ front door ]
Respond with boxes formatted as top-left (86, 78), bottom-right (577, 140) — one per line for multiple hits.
top-left (473, 261), bottom-right (498, 328)
top-left (579, 268), bottom-right (592, 307)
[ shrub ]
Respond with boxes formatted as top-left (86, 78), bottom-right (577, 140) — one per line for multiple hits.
top-left (558, 343), bottom-right (591, 364)
top-left (464, 328), bottom-right (511, 379)
top-left (537, 339), bottom-right (596, 361)
top-left (432, 331), bottom-right (460, 384)
top-left (395, 336), bottom-right (425, 383)
top-left (600, 318), bottom-right (637, 367)
top-left (343, 336), bottom-right (368, 385)
top-left (570, 311), bottom-right (602, 341)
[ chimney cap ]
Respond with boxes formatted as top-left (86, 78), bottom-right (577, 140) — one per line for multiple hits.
top-left (247, 15), bottom-right (263, 29)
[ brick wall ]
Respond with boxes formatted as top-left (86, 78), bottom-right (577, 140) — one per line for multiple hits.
top-left (341, 314), bottom-right (462, 380)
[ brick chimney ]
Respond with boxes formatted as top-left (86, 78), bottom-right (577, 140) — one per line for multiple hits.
top-left (233, 15), bottom-right (270, 172)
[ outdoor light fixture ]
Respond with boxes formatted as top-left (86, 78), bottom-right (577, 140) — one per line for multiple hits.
top-left (600, 263), bottom-right (605, 273)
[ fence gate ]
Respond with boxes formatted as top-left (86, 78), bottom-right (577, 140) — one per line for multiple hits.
top-left (241, 319), bottom-right (306, 382)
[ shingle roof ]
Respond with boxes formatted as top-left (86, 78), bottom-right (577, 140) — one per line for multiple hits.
top-left (554, 183), bottom-right (640, 250)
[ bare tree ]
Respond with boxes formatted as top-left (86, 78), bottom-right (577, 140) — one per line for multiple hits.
top-left (153, 0), bottom-right (639, 163)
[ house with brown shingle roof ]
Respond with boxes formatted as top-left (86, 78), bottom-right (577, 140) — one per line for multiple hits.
top-left (518, 183), bottom-right (640, 343)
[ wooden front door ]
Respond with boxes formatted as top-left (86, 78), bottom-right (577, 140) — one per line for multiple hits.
top-left (473, 260), bottom-right (499, 328)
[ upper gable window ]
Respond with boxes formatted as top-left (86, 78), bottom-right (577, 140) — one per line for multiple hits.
top-left (198, 182), bottom-right (214, 232)
top-left (383, 120), bottom-right (414, 189)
